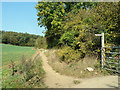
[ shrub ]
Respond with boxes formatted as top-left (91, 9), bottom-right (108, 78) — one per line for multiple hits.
top-left (59, 31), bottom-right (75, 46)
top-left (9, 59), bottom-right (17, 76)
top-left (19, 55), bottom-right (45, 83)
top-left (35, 37), bottom-right (47, 49)
top-left (2, 54), bottom-right (46, 88)
top-left (58, 46), bottom-right (84, 64)
top-left (58, 31), bottom-right (100, 64)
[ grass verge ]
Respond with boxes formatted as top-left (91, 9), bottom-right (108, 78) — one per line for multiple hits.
top-left (2, 44), bottom-right (46, 88)
top-left (2, 54), bottom-right (46, 88)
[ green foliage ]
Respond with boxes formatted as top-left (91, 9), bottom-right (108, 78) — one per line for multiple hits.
top-left (19, 55), bottom-right (45, 83)
top-left (58, 9), bottom-right (101, 63)
top-left (1, 31), bottom-right (42, 47)
top-left (93, 2), bottom-right (120, 45)
top-left (9, 59), bottom-right (17, 76)
top-left (35, 2), bottom-right (97, 48)
top-left (58, 46), bottom-right (84, 64)
top-left (35, 2), bottom-right (65, 48)
top-left (36, 2), bottom-right (119, 63)
top-left (73, 80), bottom-right (80, 84)
top-left (35, 37), bottom-right (47, 49)
top-left (60, 31), bottom-right (75, 46)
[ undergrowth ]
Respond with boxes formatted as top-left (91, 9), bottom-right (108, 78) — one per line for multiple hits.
top-left (45, 49), bottom-right (110, 78)
top-left (2, 54), bottom-right (46, 88)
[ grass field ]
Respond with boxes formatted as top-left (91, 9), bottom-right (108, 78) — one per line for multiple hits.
top-left (1, 44), bottom-right (46, 88)
top-left (2, 44), bottom-right (36, 66)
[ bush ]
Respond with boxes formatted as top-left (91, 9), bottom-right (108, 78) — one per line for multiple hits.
top-left (18, 55), bottom-right (45, 87)
top-left (58, 32), bottom-right (100, 64)
top-left (59, 31), bottom-right (75, 46)
top-left (58, 46), bottom-right (84, 64)
top-left (35, 37), bottom-right (47, 49)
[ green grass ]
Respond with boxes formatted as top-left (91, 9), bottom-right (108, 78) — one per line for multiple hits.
top-left (2, 44), bottom-right (36, 66)
top-left (1, 44), bottom-right (46, 88)
top-left (2, 56), bottom-right (46, 88)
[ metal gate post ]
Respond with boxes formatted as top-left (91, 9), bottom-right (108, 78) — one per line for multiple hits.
top-left (101, 47), bottom-right (104, 68)
top-left (101, 33), bottom-right (104, 68)
top-left (95, 33), bottom-right (104, 68)
top-left (118, 48), bottom-right (120, 72)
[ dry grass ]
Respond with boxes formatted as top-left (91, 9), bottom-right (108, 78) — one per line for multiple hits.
top-left (44, 49), bottom-right (106, 78)
top-left (2, 52), bottom-right (47, 88)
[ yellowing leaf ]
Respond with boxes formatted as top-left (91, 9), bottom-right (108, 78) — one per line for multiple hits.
top-left (39, 3), bottom-right (43, 7)
top-left (46, 7), bottom-right (49, 10)
top-left (59, 5), bottom-right (62, 7)
top-left (61, 8), bottom-right (65, 13)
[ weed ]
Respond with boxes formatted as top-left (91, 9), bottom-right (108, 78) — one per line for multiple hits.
top-left (2, 44), bottom-right (46, 88)
top-left (58, 46), bottom-right (83, 64)
top-left (73, 80), bottom-right (80, 84)
top-left (9, 59), bottom-right (17, 76)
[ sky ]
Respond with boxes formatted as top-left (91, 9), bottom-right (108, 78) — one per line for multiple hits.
top-left (2, 2), bottom-right (46, 36)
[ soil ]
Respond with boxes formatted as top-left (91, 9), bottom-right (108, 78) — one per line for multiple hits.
top-left (39, 50), bottom-right (118, 88)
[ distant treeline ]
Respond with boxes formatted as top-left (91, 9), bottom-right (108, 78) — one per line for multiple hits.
top-left (0, 31), bottom-right (46, 47)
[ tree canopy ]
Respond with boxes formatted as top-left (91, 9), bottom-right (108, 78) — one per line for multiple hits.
top-left (36, 2), bottom-right (119, 63)
top-left (35, 2), bottom-right (97, 48)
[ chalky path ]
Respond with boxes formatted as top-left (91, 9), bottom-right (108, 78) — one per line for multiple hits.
top-left (39, 50), bottom-right (118, 88)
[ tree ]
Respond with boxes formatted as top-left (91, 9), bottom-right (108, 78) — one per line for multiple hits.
top-left (35, 36), bottom-right (47, 49)
top-left (35, 2), bottom-right (97, 48)
top-left (1, 31), bottom-right (41, 47)
top-left (93, 2), bottom-right (120, 45)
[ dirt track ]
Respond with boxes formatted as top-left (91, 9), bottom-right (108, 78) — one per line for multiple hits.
top-left (39, 50), bottom-right (118, 88)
